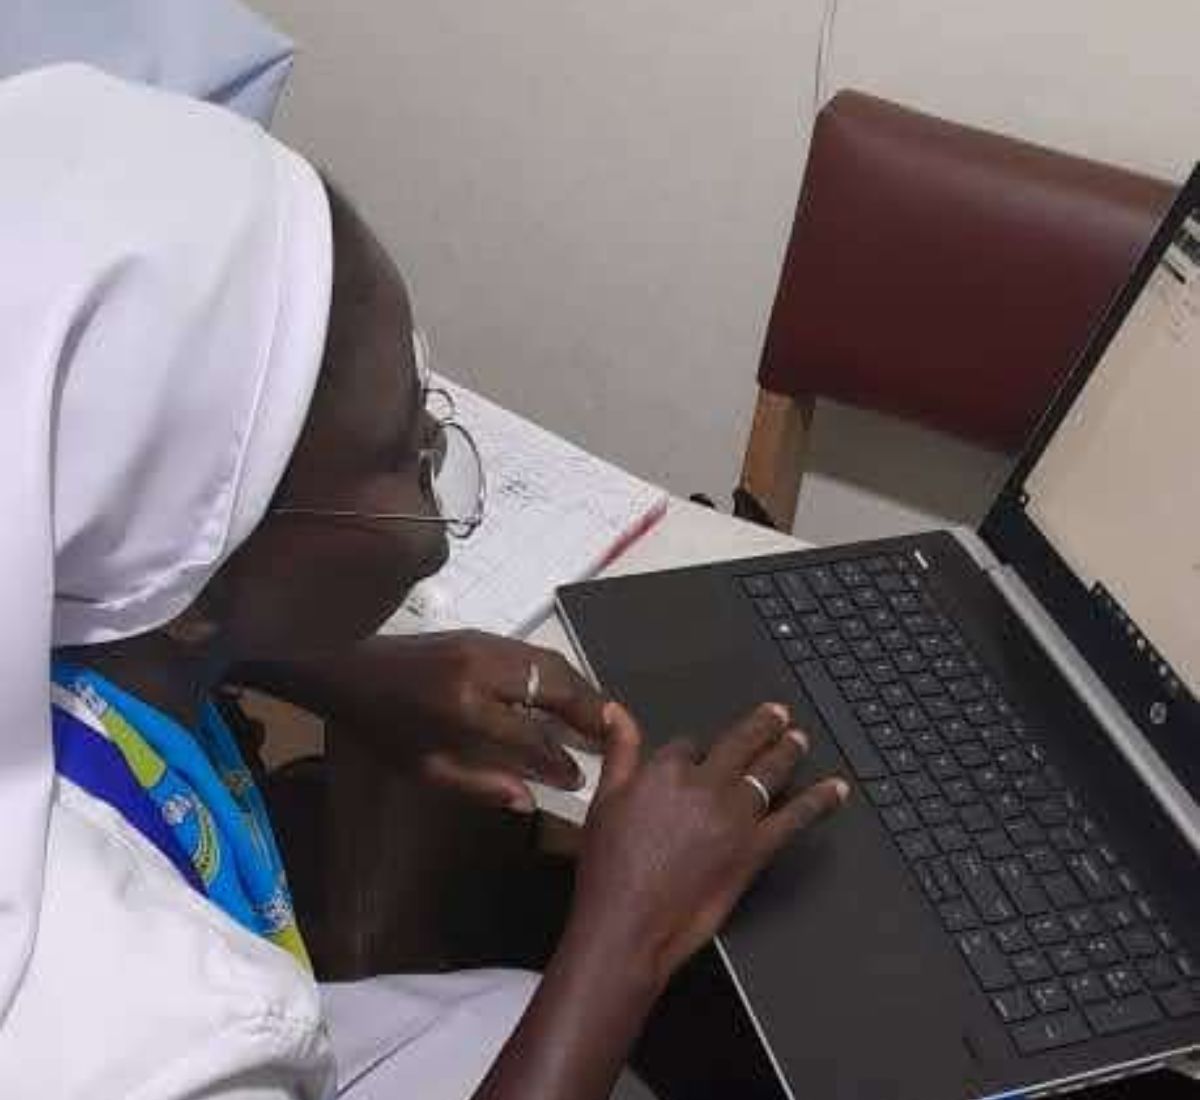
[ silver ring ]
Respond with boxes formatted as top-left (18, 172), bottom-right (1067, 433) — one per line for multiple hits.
top-left (524, 662), bottom-right (541, 709)
top-left (741, 773), bottom-right (772, 815)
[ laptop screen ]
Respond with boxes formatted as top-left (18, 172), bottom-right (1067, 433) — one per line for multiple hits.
top-left (983, 171), bottom-right (1200, 799)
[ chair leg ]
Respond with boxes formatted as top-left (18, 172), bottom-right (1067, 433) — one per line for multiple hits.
top-left (738, 388), bottom-right (815, 532)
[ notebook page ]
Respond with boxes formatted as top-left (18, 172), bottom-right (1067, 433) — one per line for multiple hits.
top-left (380, 377), bottom-right (667, 638)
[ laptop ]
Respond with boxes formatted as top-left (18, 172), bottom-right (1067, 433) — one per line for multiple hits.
top-left (556, 169), bottom-right (1200, 1097)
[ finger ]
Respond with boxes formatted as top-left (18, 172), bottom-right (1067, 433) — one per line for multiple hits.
top-left (422, 752), bottom-right (536, 814)
top-left (657, 737), bottom-right (702, 767)
top-left (475, 699), bottom-right (585, 789)
top-left (594, 701), bottom-right (642, 803)
top-left (753, 777), bottom-right (851, 862)
top-left (702, 703), bottom-right (791, 780)
top-left (734, 726), bottom-right (810, 816)
top-left (520, 650), bottom-right (609, 746)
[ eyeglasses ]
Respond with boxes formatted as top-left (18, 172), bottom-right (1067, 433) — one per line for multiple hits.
top-left (274, 328), bottom-right (487, 539)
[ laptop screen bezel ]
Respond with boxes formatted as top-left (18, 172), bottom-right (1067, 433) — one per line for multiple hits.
top-left (980, 165), bottom-right (1200, 801)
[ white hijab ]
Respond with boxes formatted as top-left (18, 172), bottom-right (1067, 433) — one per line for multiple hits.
top-left (0, 64), bottom-right (331, 1021)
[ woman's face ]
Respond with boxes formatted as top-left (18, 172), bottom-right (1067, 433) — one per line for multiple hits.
top-left (202, 190), bottom-right (449, 658)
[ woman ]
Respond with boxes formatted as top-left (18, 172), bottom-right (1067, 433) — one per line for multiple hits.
top-left (0, 64), bottom-right (848, 1098)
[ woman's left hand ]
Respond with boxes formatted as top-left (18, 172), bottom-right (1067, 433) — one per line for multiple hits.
top-left (256, 631), bottom-right (608, 813)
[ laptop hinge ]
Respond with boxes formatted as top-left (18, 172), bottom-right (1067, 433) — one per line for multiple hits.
top-left (970, 552), bottom-right (1200, 858)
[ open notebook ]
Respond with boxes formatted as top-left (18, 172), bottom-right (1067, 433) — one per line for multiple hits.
top-left (380, 376), bottom-right (667, 639)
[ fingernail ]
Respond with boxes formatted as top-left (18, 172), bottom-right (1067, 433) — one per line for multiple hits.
top-left (834, 779), bottom-right (851, 803)
top-left (765, 703), bottom-right (790, 725)
top-left (602, 701), bottom-right (618, 729)
top-left (509, 791), bottom-right (536, 814)
top-left (785, 728), bottom-right (809, 753)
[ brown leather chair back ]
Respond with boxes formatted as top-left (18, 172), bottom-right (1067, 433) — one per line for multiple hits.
top-left (758, 91), bottom-right (1174, 452)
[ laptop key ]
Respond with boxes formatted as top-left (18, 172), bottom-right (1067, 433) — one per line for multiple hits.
top-left (1065, 908), bottom-right (1102, 937)
top-left (918, 797), bottom-right (956, 826)
top-left (780, 638), bottom-right (813, 663)
top-left (960, 803), bottom-right (995, 833)
top-left (1026, 845), bottom-right (1062, 875)
top-left (804, 566), bottom-right (841, 597)
top-left (885, 748), bottom-right (921, 774)
top-left (942, 778), bottom-right (976, 806)
top-left (1084, 993), bottom-right (1162, 1036)
top-left (929, 753), bottom-right (962, 782)
top-left (1101, 900), bottom-right (1136, 930)
top-left (881, 804), bottom-right (920, 833)
top-left (1049, 826), bottom-right (1086, 853)
top-left (792, 662), bottom-right (887, 780)
top-left (1067, 972), bottom-right (1110, 1005)
top-left (928, 861), bottom-right (958, 902)
top-left (768, 618), bottom-right (800, 641)
top-left (742, 576), bottom-right (774, 597)
top-left (754, 596), bottom-right (786, 618)
top-left (814, 633), bottom-right (846, 658)
top-left (1010, 1011), bottom-right (1091, 1054)
top-left (1029, 915), bottom-right (1068, 946)
top-left (900, 773), bottom-right (937, 801)
top-left (1048, 944), bottom-right (1088, 976)
top-left (841, 677), bottom-right (875, 702)
top-left (852, 638), bottom-right (884, 661)
top-left (923, 698), bottom-right (958, 721)
top-left (855, 701), bottom-right (888, 725)
top-left (1066, 853), bottom-right (1118, 901)
top-left (853, 587), bottom-right (883, 609)
top-left (1042, 872), bottom-right (1084, 910)
top-left (911, 729), bottom-right (945, 756)
top-left (776, 571), bottom-right (816, 611)
top-left (840, 618), bottom-right (870, 641)
top-left (951, 854), bottom-right (1015, 923)
top-left (1008, 819), bottom-right (1044, 847)
top-left (827, 656), bottom-right (858, 679)
top-left (868, 723), bottom-right (905, 750)
top-left (1104, 965), bottom-right (1142, 998)
top-left (1031, 980), bottom-right (1071, 1014)
top-left (1083, 935), bottom-right (1123, 968)
top-left (934, 824), bottom-right (971, 853)
top-left (958, 930), bottom-right (1014, 990)
top-left (995, 922), bottom-right (1032, 954)
top-left (992, 988), bottom-right (1036, 1023)
top-left (1137, 956), bottom-right (1179, 990)
top-left (898, 831), bottom-right (937, 862)
top-left (978, 830), bottom-right (1016, 861)
top-left (1013, 950), bottom-right (1053, 983)
top-left (993, 792), bottom-right (1025, 820)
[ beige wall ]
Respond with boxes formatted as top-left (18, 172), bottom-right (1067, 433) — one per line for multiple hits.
top-left (253, 0), bottom-right (1200, 543)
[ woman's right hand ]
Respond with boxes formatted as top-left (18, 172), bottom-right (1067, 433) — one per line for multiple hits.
top-left (568, 701), bottom-right (850, 989)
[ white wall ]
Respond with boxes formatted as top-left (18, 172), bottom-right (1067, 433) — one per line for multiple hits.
top-left (253, 0), bottom-right (1200, 544)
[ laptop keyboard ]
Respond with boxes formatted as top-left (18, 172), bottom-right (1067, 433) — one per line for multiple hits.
top-left (741, 551), bottom-right (1198, 1056)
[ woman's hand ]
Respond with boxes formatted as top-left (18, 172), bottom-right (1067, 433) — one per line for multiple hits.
top-left (470, 702), bottom-right (849, 1100)
top-left (569, 701), bottom-right (849, 987)
top-left (236, 631), bottom-right (607, 813)
top-left (375, 631), bottom-right (606, 810)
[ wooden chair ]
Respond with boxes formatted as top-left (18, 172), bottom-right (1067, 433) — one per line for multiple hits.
top-left (737, 90), bottom-right (1173, 532)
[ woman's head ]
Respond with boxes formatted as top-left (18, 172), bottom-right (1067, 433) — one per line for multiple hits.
top-left (185, 182), bottom-right (450, 659)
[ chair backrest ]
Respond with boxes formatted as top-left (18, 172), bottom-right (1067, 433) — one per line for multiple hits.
top-left (758, 90), bottom-right (1174, 453)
